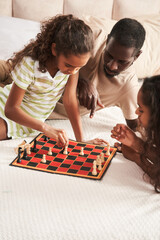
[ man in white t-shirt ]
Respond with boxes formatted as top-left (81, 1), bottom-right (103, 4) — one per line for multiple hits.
top-left (53, 18), bottom-right (145, 130)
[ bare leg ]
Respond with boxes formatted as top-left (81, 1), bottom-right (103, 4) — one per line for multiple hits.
top-left (0, 118), bottom-right (10, 140)
top-left (0, 60), bottom-right (12, 87)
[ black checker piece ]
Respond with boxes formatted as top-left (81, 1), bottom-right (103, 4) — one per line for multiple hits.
top-left (84, 147), bottom-right (93, 151)
top-left (54, 157), bottom-right (64, 163)
top-left (72, 149), bottom-right (80, 153)
top-left (34, 153), bottom-right (43, 159)
top-left (67, 169), bottom-right (78, 174)
top-left (77, 143), bottom-right (85, 147)
top-left (86, 158), bottom-right (94, 163)
top-left (47, 165), bottom-right (58, 171)
top-left (41, 146), bottom-right (50, 151)
top-left (50, 152), bottom-right (58, 157)
top-left (95, 146), bottom-right (104, 150)
top-left (90, 152), bottom-right (100, 155)
top-left (66, 155), bottom-right (76, 160)
top-left (80, 166), bottom-right (90, 171)
top-left (48, 140), bottom-right (57, 145)
top-left (68, 144), bottom-right (75, 149)
top-left (27, 162), bottom-right (38, 167)
top-left (60, 163), bottom-right (71, 168)
top-left (21, 156), bottom-right (31, 161)
top-left (37, 141), bottom-right (45, 146)
top-left (45, 160), bottom-right (51, 165)
top-left (79, 154), bottom-right (88, 158)
top-left (53, 145), bottom-right (62, 150)
top-left (73, 161), bottom-right (83, 166)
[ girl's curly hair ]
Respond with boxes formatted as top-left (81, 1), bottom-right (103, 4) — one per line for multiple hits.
top-left (141, 75), bottom-right (160, 193)
top-left (8, 14), bottom-right (93, 72)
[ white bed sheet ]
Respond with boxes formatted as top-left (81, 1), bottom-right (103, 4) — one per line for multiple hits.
top-left (0, 16), bottom-right (160, 240)
top-left (0, 107), bottom-right (160, 240)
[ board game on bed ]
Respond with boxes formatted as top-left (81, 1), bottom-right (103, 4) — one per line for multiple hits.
top-left (10, 133), bottom-right (117, 179)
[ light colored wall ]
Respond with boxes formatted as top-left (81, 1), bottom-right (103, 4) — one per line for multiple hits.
top-left (0, 0), bottom-right (160, 22)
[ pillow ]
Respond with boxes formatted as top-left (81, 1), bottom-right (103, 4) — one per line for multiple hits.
top-left (134, 14), bottom-right (160, 78)
top-left (0, 16), bottom-right (40, 60)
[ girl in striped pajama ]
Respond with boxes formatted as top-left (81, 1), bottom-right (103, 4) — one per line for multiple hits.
top-left (0, 14), bottom-right (93, 146)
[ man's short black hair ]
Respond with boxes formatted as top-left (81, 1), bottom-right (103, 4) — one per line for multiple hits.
top-left (108, 18), bottom-right (146, 50)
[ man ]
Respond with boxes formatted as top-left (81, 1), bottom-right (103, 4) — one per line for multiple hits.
top-left (53, 18), bottom-right (146, 131)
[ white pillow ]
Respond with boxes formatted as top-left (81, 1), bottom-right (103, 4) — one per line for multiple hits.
top-left (134, 14), bottom-right (160, 78)
top-left (0, 16), bottom-right (40, 60)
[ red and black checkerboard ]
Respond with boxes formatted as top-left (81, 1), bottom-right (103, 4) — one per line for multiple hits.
top-left (10, 133), bottom-right (117, 179)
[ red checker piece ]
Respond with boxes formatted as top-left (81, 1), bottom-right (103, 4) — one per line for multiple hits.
top-left (83, 150), bottom-right (90, 155)
top-left (57, 167), bottom-right (68, 172)
top-left (83, 162), bottom-right (92, 168)
top-left (30, 157), bottom-right (41, 163)
top-left (37, 163), bottom-right (48, 169)
top-left (47, 155), bottom-right (54, 161)
top-left (85, 144), bottom-right (94, 148)
top-left (70, 164), bottom-right (81, 170)
top-left (29, 152), bottom-right (36, 158)
top-left (56, 153), bottom-right (66, 159)
top-left (17, 159), bottom-right (28, 165)
top-left (92, 148), bottom-right (102, 153)
top-left (39, 137), bottom-right (45, 141)
top-left (35, 144), bottom-right (43, 150)
top-left (63, 159), bottom-right (73, 165)
top-left (78, 170), bottom-right (89, 176)
top-left (50, 161), bottom-right (61, 167)
top-left (76, 156), bottom-right (86, 162)
top-left (67, 147), bottom-right (73, 152)
top-left (69, 141), bottom-right (77, 146)
top-left (69, 152), bottom-right (78, 156)
top-left (38, 149), bottom-right (47, 155)
top-left (87, 154), bottom-right (97, 159)
top-left (74, 146), bottom-right (81, 150)
top-left (52, 148), bottom-right (62, 154)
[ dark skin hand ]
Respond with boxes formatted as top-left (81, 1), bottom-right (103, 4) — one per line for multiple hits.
top-left (77, 78), bottom-right (104, 118)
top-left (77, 78), bottom-right (138, 130)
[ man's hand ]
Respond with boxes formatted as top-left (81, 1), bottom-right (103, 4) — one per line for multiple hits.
top-left (85, 138), bottom-right (109, 145)
top-left (77, 78), bottom-right (104, 118)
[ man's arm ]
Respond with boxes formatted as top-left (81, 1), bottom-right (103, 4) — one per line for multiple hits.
top-left (77, 77), bottom-right (104, 118)
top-left (77, 29), bottom-right (107, 118)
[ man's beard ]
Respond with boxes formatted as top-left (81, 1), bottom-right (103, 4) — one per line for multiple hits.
top-left (103, 65), bottom-right (118, 78)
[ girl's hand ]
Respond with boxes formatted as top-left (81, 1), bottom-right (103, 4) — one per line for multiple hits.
top-left (114, 142), bottom-right (122, 152)
top-left (121, 144), bottom-right (139, 162)
top-left (85, 138), bottom-right (109, 145)
top-left (111, 124), bottom-right (137, 148)
top-left (43, 123), bottom-right (68, 147)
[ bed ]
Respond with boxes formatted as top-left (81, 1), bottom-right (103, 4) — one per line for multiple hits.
top-left (0, 16), bottom-right (160, 240)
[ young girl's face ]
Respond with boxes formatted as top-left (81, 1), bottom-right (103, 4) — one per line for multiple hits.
top-left (55, 53), bottom-right (91, 75)
top-left (135, 89), bottom-right (150, 129)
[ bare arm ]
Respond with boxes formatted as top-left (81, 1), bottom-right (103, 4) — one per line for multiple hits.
top-left (5, 83), bottom-right (68, 146)
top-left (121, 144), bottom-right (156, 179)
top-left (111, 124), bottom-right (157, 165)
top-left (77, 77), bottom-right (104, 118)
top-left (111, 124), bottom-right (143, 150)
top-left (63, 73), bottom-right (83, 142)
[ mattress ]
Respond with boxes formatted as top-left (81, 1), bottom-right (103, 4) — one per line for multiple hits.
top-left (0, 107), bottom-right (160, 240)
top-left (0, 16), bottom-right (159, 240)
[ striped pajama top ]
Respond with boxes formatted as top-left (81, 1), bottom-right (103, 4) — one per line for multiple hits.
top-left (0, 57), bottom-right (69, 138)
